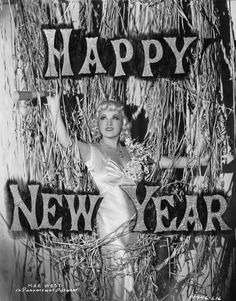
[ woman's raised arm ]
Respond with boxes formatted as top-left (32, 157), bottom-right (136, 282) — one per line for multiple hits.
top-left (47, 93), bottom-right (90, 162)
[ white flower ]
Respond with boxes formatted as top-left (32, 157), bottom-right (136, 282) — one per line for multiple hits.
top-left (124, 138), bottom-right (155, 182)
top-left (125, 158), bottom-right (144, 182)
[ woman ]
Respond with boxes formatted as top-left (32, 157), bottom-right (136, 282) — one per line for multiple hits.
top-left (47, 93), bottom-right (209, 300)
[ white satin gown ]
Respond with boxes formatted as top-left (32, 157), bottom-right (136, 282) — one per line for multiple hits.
top-left (85, 143), bottom-right (137, 301)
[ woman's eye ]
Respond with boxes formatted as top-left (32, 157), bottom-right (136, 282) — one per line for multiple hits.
top-left (100, 116), bottom-right (106, 120)
top-left (113, 116), bottom-right (119, 120)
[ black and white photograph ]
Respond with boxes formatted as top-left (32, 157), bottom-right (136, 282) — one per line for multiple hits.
top-left (0, 1), bottom-right (236, 300)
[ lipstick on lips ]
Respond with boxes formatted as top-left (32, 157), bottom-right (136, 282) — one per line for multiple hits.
top-left (105, 127), bottom-right (113, 131)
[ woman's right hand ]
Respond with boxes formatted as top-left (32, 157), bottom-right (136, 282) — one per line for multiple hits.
top-left (47, 90), bottom-right (61, 118)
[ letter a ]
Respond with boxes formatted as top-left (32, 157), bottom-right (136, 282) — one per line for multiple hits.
top-left (178, 195), bottom-right (203, 231)
top-left (79, 37), bottom-right (106, 75)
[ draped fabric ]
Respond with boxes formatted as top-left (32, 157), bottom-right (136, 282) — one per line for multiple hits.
top-left (85, 144), bottom-right (137, 300)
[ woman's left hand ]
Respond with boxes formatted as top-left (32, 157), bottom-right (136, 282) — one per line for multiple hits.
top-left (200, 153), bottom-right (211, 166)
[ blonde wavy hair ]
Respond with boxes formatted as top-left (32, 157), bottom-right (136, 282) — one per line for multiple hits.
top-left (90, 101), bottom-right (131, 142)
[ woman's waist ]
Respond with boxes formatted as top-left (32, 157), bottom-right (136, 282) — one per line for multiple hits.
top-left (97, 182), bottom-right (136, 196)
top-left (92, 175), bottom-right (134, 191)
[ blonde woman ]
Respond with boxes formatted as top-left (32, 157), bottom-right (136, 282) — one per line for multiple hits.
top-left (47, 93), bottom-right (209, 300)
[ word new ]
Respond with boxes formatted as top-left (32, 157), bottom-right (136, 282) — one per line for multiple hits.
top-left (42, 28), bottom-right (197, 78)
top-left (9, 185), bottom-right (231, 233)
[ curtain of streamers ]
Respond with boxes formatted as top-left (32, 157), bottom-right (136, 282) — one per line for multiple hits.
top-left (0, 0), bottom-right (234, 301)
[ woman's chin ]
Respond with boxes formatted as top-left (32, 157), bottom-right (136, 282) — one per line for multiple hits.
top-left (102, 132), bottom-right (120, 139)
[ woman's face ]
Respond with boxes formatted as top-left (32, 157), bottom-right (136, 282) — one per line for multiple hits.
top-left (98, 109), bottom-right (123, 139)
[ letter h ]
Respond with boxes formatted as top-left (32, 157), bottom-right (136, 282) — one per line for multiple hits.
top-left (43, 29), bottom-right (73, 77)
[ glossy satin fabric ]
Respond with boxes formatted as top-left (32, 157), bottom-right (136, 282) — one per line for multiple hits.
top-left (85, 144), bottom-right (137, 301)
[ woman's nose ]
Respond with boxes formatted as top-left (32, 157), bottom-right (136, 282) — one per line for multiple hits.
top-left (107, 118), bottom-right (112, 125)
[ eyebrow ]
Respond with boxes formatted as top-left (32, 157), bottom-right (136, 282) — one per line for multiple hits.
top-left (99, 112), bottom-right (120, 117)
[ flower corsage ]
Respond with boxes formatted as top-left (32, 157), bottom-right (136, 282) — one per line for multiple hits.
top-left (124, 138), bottom-right (154, 183)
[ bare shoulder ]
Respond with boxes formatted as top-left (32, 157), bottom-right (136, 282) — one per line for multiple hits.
top-left (77, 141), bottom-right (91, 163)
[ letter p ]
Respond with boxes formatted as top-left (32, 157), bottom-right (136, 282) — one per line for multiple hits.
top-left (111, 39), bottom-right (133, 77)
top-left (142, 40), bottom-right (163, 77)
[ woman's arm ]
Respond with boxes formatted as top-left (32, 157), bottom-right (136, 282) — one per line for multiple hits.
top-left (47, 93), bottom-right (70, 148)
top-left (159, 154), bottom-right (210, 169)
top-left (47, 93), bottom-right (90, 162)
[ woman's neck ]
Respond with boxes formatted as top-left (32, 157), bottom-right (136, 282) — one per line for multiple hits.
top-left (100, 137), bottom-right (119, 150)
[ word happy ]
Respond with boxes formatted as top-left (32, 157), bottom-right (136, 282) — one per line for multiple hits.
top-left (9, 185), bottom-right (231, 233)
top-left (42, 28), bottom-right (197, 78)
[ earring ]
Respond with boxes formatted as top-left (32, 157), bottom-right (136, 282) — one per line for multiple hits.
top-left (119, 127), bottom-right (127, 142)
top-left (94, 128), bottom-right (102, 141)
